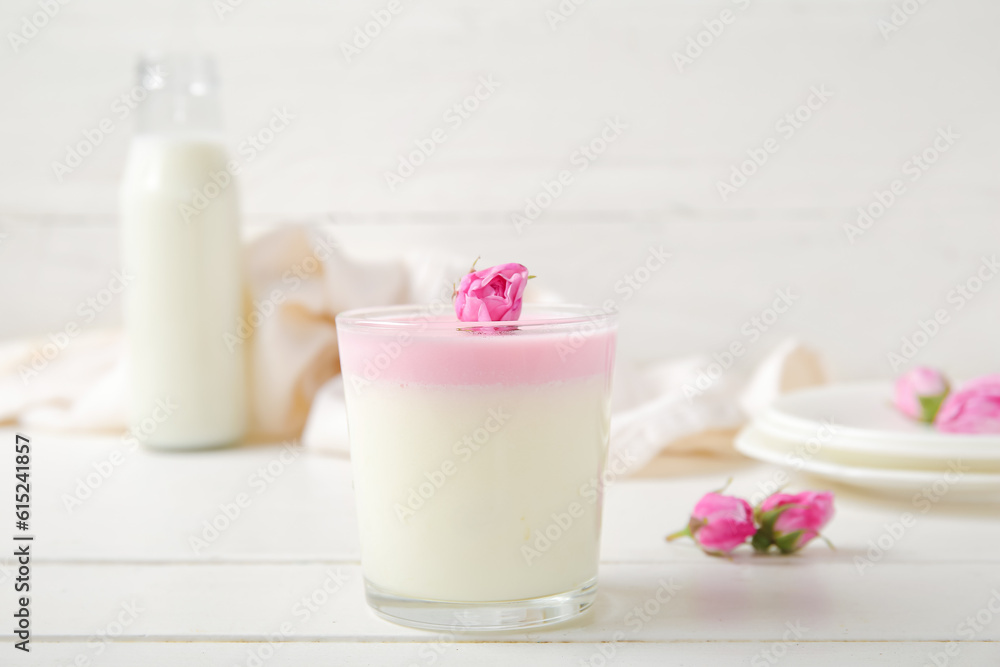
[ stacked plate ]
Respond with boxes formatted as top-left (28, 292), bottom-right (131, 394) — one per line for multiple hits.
top-left (735, 382), bottom-right (1000, 498)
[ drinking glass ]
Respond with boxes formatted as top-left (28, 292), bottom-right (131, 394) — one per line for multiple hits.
top-left (336, 304), bottom-right (617, 630)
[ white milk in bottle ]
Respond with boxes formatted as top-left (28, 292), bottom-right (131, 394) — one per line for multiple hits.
top-left (120, 55), bottom-right (246, 449)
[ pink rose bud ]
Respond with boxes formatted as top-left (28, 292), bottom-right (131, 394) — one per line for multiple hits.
top-left (754, 491), bottom-right (835, 554)
top-left (935, 374), bottom-right (1000, 434)
top-left (667, 492), bottom-right (757, 556)
top-left (454, 262), bottom-right (530, 323)
top-left (894, 367), bottom-right (950, 423)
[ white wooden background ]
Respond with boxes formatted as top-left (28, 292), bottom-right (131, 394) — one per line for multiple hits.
top-left (1, 0), bottom-right (998, 377)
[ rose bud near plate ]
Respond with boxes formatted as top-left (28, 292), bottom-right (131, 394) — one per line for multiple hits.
top-left (935, 374), bottom-right (1000, 434)
top-left (894, 366), bottom-right (950, 424)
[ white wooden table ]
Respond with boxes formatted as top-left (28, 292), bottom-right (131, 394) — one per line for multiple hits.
top-left (3, 428), bottom-right (999, 666)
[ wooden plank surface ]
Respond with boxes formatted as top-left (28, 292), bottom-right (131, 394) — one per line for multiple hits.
top-left (3, 430), bottom-right (997, 564)
top-left (17, 642), bottom-right (1000, 667)
top-left (0, 419), bottom-right (997, 667)
top-left (5, 560), bottom-right (999, 642)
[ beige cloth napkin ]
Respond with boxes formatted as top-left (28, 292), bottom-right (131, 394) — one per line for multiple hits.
top-left (0, 225), bottom-right (825, 471)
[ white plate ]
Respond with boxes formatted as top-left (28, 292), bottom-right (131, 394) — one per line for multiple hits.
top-left (758, 382), bottom-right (1000, 461)
top-left (753, 415), bottom-right (1000, 463)
top-left (735, 425), bottom-right (1000, 498)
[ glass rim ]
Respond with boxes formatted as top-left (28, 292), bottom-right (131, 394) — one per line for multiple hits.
top-left (335, 303), bottom-right (618, 332)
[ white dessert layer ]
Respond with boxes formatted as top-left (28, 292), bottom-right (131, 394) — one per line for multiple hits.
top-left (346, 375), bottom-right (612, 602)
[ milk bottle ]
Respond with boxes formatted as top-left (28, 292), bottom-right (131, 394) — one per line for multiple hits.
top-left (120, 55), bottom-right (246, 449)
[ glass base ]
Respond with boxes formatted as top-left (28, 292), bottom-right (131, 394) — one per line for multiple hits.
top-left (365, 577), bottom-right (597, 632)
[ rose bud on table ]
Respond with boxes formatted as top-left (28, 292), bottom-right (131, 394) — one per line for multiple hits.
top-left (667, 491), bottom-right (757, 556)
top-left (752, 490), bottom-right (835, 554)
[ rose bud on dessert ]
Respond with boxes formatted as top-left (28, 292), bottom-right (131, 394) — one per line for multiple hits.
top-left (667, 492), bottom-right (757, 556)
top-left (894, 367), bottom-right (950, 423)
top-left (454, 262), bottom-right (530, 322)
top-left (752, 491), bottom-right (835, 554)
top-left (935, 374), bottom-right (1000, 434)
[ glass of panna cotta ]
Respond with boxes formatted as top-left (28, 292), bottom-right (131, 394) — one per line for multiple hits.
top-left (336, 304), bottom-right (617, 630)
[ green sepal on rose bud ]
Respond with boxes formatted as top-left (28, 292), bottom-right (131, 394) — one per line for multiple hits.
top-left (894, 367), bottom-right (950, 424)
top-left (750, 505), bottom-right (785, 553)
top-left (752, 510), bottom-right (808, 554)
top-left (917, 392), bottom-right (949, 424)
top-left (751, 529), bottom-right (773, 554)
top-left (773, 530), bottom-right (807, 555)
